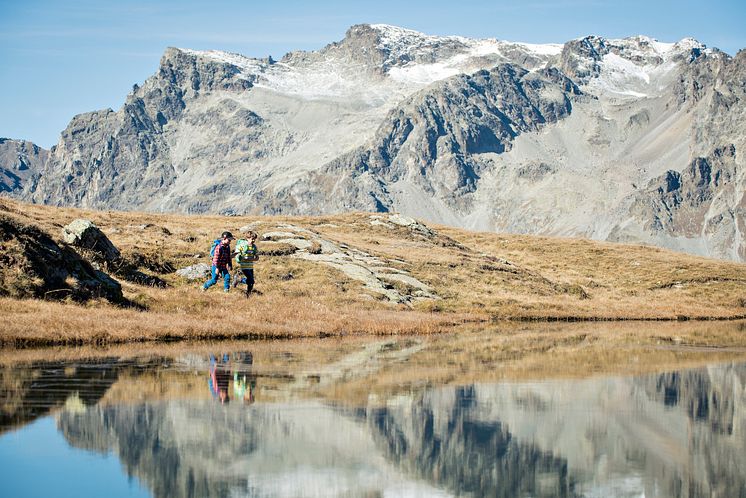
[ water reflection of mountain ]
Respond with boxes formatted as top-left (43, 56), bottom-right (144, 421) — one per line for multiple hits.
top-left (0, 359), bottom-right (131, 432)
top-left (60, 401), bottom-right (452, 497)
top-left (366, 386), bottom-right (577, 497)
top-left (57, 362), bottom-right (746, 498)
top-left (367, 364), bottom-right (746, 497)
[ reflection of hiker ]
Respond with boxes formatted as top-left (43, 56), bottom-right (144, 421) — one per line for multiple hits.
top-left (209, 354), bottom-right (231, 404)
top-left (233, 371), bottom-right (256, 405)
top-left (232, 231), bottom-right (259, 297)
top-left (202, 231), bottom-right (234, 293)
top-left (232, 350), bottom-right (256, 404)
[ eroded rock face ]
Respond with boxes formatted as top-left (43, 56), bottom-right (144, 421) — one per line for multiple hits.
top-left (0, 138), bottom-right (48, 194)
top-left (270, 64), bottom-right (581, 216)
top-left (25, 48), bottom-right (253, 211)
top-left (611, 144), bottom-right (745, 261)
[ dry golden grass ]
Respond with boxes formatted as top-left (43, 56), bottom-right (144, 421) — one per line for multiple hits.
top-left (1, 198), bottom-right (746, 347)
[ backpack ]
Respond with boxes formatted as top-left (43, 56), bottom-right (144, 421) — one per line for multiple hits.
top-left (235, 239), bottom-right (250, 255)
top-left (209, 238), bottom-right (221, 258)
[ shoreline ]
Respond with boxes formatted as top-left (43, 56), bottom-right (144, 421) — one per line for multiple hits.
top-left (2, 309), bottom-right (745, 349)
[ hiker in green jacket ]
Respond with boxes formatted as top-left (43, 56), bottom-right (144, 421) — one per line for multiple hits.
top-left (232, 231), bottom-right (259, 297)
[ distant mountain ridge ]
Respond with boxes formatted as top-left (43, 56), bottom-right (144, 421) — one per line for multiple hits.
top-left (4, 24), bottom-right (745, 261)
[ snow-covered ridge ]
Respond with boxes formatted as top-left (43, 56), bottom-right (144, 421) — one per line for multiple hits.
top-left (369, 23), bottom-right (562, 61)
top-left (580, 35), bottom-right (708, 99)
top-left (173, 26), bottom-right (706, 102)
top-left (177, 48), bottom-right (266, 73)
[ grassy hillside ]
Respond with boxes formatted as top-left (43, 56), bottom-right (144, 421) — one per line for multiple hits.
top-left (1, 198), bottom-right (745, 346)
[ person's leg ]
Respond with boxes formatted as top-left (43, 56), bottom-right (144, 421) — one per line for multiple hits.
top-left (203, 265), bottom-right (218, 290)
top-left (222, 268), bottom-right (231, 291)
top-left (244, 269), bottom-right (254, 296)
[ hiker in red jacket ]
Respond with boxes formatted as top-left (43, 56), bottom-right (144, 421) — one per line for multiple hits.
top-left (202, 231), bottom-right (234, 292)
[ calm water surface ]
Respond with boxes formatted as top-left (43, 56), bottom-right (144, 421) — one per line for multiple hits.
top-left (1, 334), bottom-right (745, 498)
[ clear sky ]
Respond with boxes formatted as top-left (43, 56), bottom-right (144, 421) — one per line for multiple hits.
top-left (1, 0), bottom-right (744, 149)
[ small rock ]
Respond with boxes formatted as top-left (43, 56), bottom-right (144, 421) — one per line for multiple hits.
top-left (176, 263), bottom-right (212, 280)
top-left (388, 214), bottom-right (417, 227)
top-left (239, 224), bottom-right (261, 233)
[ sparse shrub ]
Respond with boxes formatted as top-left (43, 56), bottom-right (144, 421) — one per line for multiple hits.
top-left (308, 241), bottom-right (322, 254)
top-left (259, 242), bottom-right (297, 256)
top-left (558, 283), bottom-right (590, 299)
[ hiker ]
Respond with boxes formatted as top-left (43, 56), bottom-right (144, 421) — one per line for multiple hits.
top-left (208, 353), bottom-right (231, 404)
top-left (232, 231), bottom-right (259, 297)
top-left (202, 231), bottom-right (234, 292)
top-left (233, 371), bottom-right (256, 405)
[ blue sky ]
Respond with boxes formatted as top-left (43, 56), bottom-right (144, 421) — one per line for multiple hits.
top-left (1, 0), bottom-right (744, 148)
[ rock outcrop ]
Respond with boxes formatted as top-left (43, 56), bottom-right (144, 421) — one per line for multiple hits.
top-left (0, 216), bottom-right (122, 302)
top-left (62, 219), bottom-right (122, 261)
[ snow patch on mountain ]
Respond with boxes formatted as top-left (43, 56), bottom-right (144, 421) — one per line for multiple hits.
top-left (583, 37), bottom-right (707, 99)
top-left (178, 48), bottom-right (265, 75)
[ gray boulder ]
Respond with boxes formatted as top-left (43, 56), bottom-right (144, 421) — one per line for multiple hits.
top-left (176, 263), bottom-right (212, 280)
top-left (62, 219), bottom-right (121, 260)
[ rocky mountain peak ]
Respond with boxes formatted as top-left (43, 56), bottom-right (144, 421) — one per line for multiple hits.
top-left (0, 138), bottom-right (49, 194)
top-left (5, 24), bottom-right (744, 262)
top-left (289, 23), bottom-right (472, 73)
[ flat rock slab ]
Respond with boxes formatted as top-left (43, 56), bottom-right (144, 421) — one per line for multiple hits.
top-left (370, 219), bottom-right (395, 228)
top-left (269, 222), bottom-right (439, 304)
top-left (379, 273), bottom-right (434, 292)
top-left (262, 231), bottom-right (301, 240)
top-left (278, 238), bottom-right (314, 250)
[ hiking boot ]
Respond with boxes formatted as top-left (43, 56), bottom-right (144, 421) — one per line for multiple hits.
top-left (201, 286), bottom-right (207, 292)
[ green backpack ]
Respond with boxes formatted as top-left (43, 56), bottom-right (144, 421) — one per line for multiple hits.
top-left (235, 239), bottom-right (250, 255)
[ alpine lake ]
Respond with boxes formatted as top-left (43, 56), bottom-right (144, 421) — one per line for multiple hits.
top-left (1, 321), bottom-right (746, 498)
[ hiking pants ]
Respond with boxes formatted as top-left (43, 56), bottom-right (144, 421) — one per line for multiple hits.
top-left (203, 265), bottom-right (231, 290)
top-left (239, 269), bottom-right (254, 293)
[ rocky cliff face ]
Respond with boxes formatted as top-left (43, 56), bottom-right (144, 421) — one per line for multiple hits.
top-left (0, 138), bottom-right (48, 194)
top-left (9, 24), bottom-right (746, 261)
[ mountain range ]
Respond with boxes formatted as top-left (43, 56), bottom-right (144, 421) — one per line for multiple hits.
top-left (2, 24), bottom-right (744, 261)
